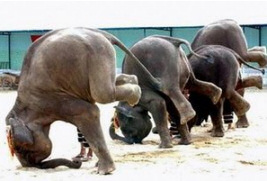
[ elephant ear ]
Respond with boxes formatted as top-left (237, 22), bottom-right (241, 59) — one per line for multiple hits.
top-left (9, 118), bottom-right (34, 146)
top-left (114, 106), bottom-right (135, 118)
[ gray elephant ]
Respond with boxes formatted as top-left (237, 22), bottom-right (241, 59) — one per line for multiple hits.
top-left (110, 35), bottom-right (222, 147)
top-left (191, 19), bottom-right (266, 128)
top-left (4, 28), bottom-right (154, 174)
top-left (191, 19), bottom-right (267, 67)
top-left (187, 45), bottom-right (261, 136)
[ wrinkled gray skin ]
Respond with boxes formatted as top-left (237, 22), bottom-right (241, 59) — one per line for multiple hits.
top-left (5, 28), bottom-right (152, 175)
top-left (191, 19), bottom-right (266, 128)
top-left (187, 45), bottom-right (251, 137)
top-left (111, 36), bottom-right (222, 148)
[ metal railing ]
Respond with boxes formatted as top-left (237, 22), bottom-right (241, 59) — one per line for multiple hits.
top-left (0, 62), bottom-right (9, 69)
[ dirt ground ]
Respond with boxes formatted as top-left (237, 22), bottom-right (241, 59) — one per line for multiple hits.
top-left (1, 89), bottom-right (267, 181)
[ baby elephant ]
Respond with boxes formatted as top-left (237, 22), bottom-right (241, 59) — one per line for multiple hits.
top-left (187, 45), bottom-right (257, 137)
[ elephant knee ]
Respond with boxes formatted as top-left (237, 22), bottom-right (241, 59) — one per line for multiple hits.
top-left (151, 99), bottom-right (166, 111)
top-left (224, 89), bottom-right (234, 99)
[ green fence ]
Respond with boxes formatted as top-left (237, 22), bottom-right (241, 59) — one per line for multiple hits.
top-left (0, 34), bottom-right (9, 69)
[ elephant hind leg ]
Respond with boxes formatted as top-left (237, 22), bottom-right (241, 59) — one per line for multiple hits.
top-left (226, 90), bottom-right (250, 117)
top-left (61, 100), bottom-right (115, 175)
top-left (245, 51), bottom-right (267, 67)
top-left (168, 89), bottom-right (195, 125)
top-left (90, 73), bottom-right (141, 106)
top-left (236, 75), bottom-right (263, 90)
top-left (188, 78), bottom-right (222, 104)
top-left (115, 83), bottom-right (141, 106)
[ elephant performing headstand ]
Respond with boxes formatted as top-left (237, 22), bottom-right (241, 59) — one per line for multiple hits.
top-left (187, 45), bottom-right (263, 137)
top-left (4, 28), bottom-right (157, 174)
top-left (110, 35), bottom-right (222, 147)
top-left (191, 19), bottom-right (266, 128)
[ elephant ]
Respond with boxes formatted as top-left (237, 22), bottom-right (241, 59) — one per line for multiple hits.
top-left (110, 35), bottom-right (222, 147)
top-left (191, 19), bottom-right (266, 128)
top-left (187, 45), bottom-right (260, 136)
top-left (191, 19), bottom-right (267, 67)
top-left (4, 27), bottom-right (158, 174)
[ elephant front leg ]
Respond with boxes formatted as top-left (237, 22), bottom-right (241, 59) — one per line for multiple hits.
top-left (168, 114), bottom-right (192, 145)
top-left (210, 99), bottom-right (225, 137)
top-left (177, 124), bottom-right (192, 145)
top-left (141, 91), bottom-right (172, 148)
top-left (234, 88), bottom-right (249, 128)
top-left (68, 102), bottom-right (115, 175)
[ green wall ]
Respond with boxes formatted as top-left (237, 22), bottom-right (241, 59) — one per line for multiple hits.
top-left (107, 29), bottom-right (144, 68)
top-left (0, 35), bottom-right (9, 69)
top-left (243, 27), bottom-right (260, 48)
top-left (261, 27), bottom-right (267, 47)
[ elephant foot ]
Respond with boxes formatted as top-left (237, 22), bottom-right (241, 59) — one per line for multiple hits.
top-left (127, 85), bottom-right (141, 106)
top-left (177, 124), bottom-right (191, 145)
top-left (236, 115), bottom-right (250, 128)
top-left (209, 86), bottom-right (222, 104)
top-left (211, 127), bottom-right (224, 137)
top-left (159, 138), bottom-right (173, 148)
top-left (259, 54), bottom-right (267, 67)
top-left (252, 76), bottom-right (263, 89)
top-left (115, 74), bottom-right (138, 85)
top-left (97, 160), bottom-right (116, 175)
top-left (159, 142), bottom-right (173, 148)
top-left (238, 75), bottom-right (263, 90)
top-left (178, 137), bottom-right (192, 145)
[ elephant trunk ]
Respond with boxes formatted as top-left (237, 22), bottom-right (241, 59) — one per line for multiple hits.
top-left (109, 122), bottom-right (134, 144)
top-left (38, 159), bottom-right (82, 169)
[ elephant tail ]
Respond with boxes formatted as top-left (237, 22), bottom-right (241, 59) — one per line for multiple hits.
top-left (151, 35), bottom-right (207, 59)
top-left (232, 49), bottom-right (265, 74)
top-left (38, 158), bottom-right (82, 169)
top-left (90, 28), bottom-right (162, 91)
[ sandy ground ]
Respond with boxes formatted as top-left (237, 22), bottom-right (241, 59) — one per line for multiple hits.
top-left (1, 90), bottom-right (267, 181)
